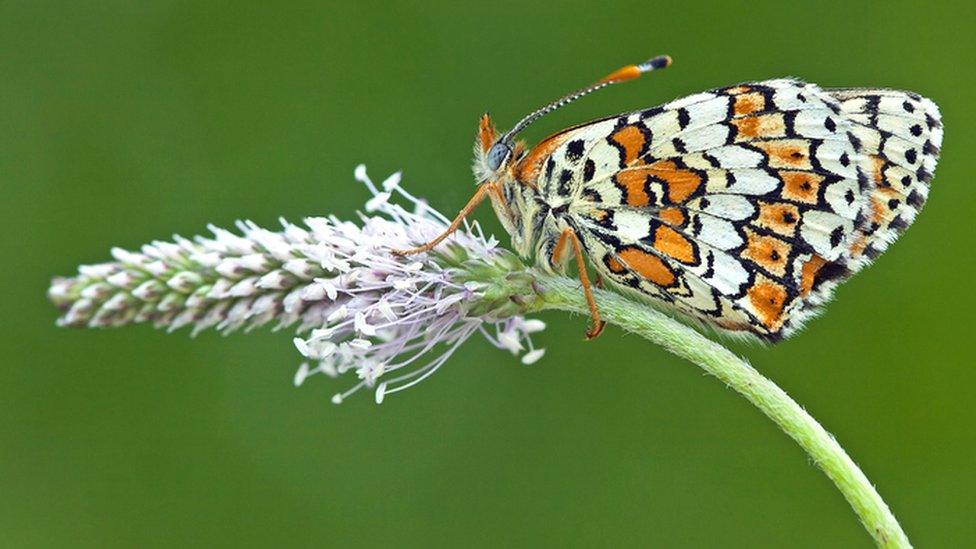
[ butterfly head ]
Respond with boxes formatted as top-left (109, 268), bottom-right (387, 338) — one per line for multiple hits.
top-left (473, 113), bottom-right (522, 184)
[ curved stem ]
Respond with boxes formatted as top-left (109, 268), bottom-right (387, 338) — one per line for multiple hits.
top-left (534, 274), bottom-right (910, 548)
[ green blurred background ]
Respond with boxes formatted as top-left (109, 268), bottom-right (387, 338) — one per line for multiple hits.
top-left (2, 1), bottom-right (974, 547)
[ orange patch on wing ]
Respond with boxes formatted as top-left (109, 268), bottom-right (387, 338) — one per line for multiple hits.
top-left (876, 181), bottom-right (901, 199)
top-left (642, 160), bottom-right (703, 203)
top-left (588, 209), bottom-right (610, 223)
top-left (871, 155), bottom-right (886, 184)
top-left (799, 255), bottom-right (828, 296)
top-left (848, 234), bottom-right (869, 259)
top-left (604, 254), bottom-right (626, 274)
top-left (732, 113), bottom-right (786, 140)
top-left (847, 232), bottom-right (868, 259)
top-left (653, 225), bottom-right (696, 264)
top-left (743, 229), bottom-right (791, 277)
top-left (734, 92), bottom-right (765, 116)
top-left (746, 276), bottom-right (788, 330)
top-left (658, 207), bottom-right (686, 226)
top-left (756, 201), bottom-right (800, 237)
top-left (516, 133), bottom-right (571, 186)
top-left (615, 170), bottom-right (651, 207)
top-left (779, 170), bottom-right (823, 204)
top-left (732, 116), bottom-right (761, 139)
top-left (609, 125), bottom-right (647, 166)
top-left (618, 247), bottom-right (677, 287)
top-left (725, 85), bottom-right (752, 95)
top-left (753, 140), bottom-right (812, 169)
top-left (870, 196), bottom-right (888, 224)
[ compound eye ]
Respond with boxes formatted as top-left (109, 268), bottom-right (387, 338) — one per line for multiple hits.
top-left (486, 142), bottom-right (511, 171)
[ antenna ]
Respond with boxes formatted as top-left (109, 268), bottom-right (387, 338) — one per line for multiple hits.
top-left (499, 54), bottom-right (672, 144)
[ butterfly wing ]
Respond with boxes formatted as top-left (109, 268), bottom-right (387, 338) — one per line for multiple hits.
top-left (826, 87), bottom-right (943, 270)
top-left (526, 79), bottom-right (942, 341)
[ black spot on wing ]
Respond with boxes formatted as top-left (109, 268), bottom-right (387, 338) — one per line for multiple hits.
top-left (557, 169), bottom-right (573, 196)
top-left (889, 215), bottom-right (909, 232)
top-left (814, 261), bottom-right (850, 289)
top-left (565, 139), bottom-right (585, 162)
top-left (856, 167), bottom-right (871, 193)
top-left (583, 159), bottom-right (596, 182)
top-left (640, 106), bottom-right (663, 120)
top-left (829, 226), bottom-right (844, 248)
top-left (907, 189), bottom-right (925, 208)
top-left (865, 96), bottom-right (881, 125)
top-left (582, 188), bottom-right (602, 203)
top-left (544, 158), bottom-right (555, 182)
top-left (916, 166), bottom-right (933, 183)
top-left (845, 189), bottom-right (855, 205)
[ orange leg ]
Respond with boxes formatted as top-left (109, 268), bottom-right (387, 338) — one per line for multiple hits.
top-left (392, 183), bottom-right (491, 256)
top-left (553, 228), bottom-right (606, 340)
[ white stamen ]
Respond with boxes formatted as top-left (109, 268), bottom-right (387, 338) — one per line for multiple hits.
top-left (521, 319), bottom-right (547, 333)
top-left (521, 348), bottom-right (546, 365)
top-left (497, 329), bottom-right (524, 354)
top-left (327, 305), bottom-right (349, 322)
top-left (293, 337), bottom-right (311, 357)
top-left (381, 171), bottom-right (402, 191)
top-left (294, 362), bottom-right (311, 386)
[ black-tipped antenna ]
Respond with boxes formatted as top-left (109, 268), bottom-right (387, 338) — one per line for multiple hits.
top-left (499, 54), bottom-right (672, 144)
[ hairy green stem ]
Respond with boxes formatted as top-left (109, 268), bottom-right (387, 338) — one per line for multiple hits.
top-left (533, 273), bottom-right (910, 548)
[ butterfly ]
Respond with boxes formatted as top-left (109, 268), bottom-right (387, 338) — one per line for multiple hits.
top-left (395, 55), bottom-right (943, 342)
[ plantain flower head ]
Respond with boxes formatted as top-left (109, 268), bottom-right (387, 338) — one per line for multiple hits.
top-left (49, 166), bottom-right (546, 404)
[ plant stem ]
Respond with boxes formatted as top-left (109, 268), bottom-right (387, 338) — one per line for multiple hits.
top-left (533, 273), bottom-right (910, 548)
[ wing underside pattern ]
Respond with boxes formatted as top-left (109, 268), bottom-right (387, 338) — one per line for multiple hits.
top-left (530, 79), bottom-right (942, 341)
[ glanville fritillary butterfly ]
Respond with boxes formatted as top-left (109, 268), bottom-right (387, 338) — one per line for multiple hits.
top-left (395, 55), bottom-right (943, 342)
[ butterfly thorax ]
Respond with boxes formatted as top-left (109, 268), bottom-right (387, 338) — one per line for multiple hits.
top-left (475, 126), bottom-right (571, 265)
top-left (487, 175), bottom-right (544, 259)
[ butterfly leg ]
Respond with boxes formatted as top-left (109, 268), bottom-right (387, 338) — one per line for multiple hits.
top-left (392, 183), bottom-right (491, 256)
top-left (552, 227), bottom-right (606, 340)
